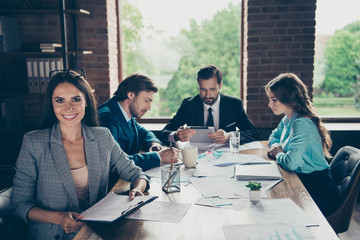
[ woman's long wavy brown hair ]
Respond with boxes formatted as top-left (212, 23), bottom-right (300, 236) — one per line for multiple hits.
top-left (265, 73), bottom-right (332, 159)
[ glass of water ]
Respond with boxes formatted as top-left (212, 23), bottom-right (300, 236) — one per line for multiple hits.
top-left (229, 131), bottom-right (240, 154)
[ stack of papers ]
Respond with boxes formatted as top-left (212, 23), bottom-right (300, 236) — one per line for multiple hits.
top-left (235, 161), bottom-right (282, 180)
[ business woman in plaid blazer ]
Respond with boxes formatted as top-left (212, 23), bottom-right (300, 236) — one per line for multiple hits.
top-left (11, 69), bottom-right (149, 240)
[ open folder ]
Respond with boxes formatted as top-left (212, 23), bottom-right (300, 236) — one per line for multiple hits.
top-left (235, 161), bottom-right (282, 180)
top-left (80, 192), bottom-right (158, 222)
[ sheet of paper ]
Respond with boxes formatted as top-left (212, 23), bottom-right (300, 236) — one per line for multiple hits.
top-left (144, 164), bottom-right (195, 182)
top-left (193, 152), bottom-right (232, 177)
top-left (190, 176), bottom-right (271, 199)
top-left (195, 197), bottom-right (246, 211)
top-left (223, 223), bottom-right (315, 240)
top-left (212, 154), bottom-right (271, 167)
top-left (195, 197), bottom-right (260, 213)
top-left (215, 141), bottom-right (264, 152)
top-left (126, 201), bottom-right (191, 223)
top-left (238, 141), bottom-right (264, 151)
top-left (193, 161), bottom-right (233, 177)
top-left (248, 198), bottom-right (318, 227)
top-left (195, 197), bottom-right (216, 207)
top-left (198, 150), bottom-right (225, 161)
top-left (197, 198), bottom-right (317, 227)
top-left (189, 177), bottom-right (219, 197)
top-left (214, 178), bottom-right (269, 199)
top-left (80, 193), bottom-right (156, 222)
top-left (197, 152), bottom-right (270, 167)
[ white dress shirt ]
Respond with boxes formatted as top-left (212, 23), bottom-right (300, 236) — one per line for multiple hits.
top-left (168, 94), bottom-right (221, 143)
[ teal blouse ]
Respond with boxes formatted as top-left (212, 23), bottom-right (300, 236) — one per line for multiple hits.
top-left (268, 113), bottom-right (329, 174)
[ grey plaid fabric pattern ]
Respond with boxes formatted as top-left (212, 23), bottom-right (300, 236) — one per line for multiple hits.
top-left (11, 122), bottom-right (149, 240)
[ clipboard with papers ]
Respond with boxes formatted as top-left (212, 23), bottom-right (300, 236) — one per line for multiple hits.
top-left (189, 126), bottom-right (215, 143)
top-left (235, 161), bottom-right (282, 180)
top-left (80, 192), bottom-right (158, 222)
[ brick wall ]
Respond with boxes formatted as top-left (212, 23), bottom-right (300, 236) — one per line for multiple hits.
top-left (1, 0), bottom-right (119, 129)
top-left (77, 0), bottom-right (119, 104)
top-left (243, 0), bottom-right (316, 128)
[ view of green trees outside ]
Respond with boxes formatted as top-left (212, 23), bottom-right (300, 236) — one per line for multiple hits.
top-left (314, 1), bottom-right (360, 116)
top-left (119, 0), bottom-right (240, 117)
top-left (314, 21), bottom-right (360, 116)
top-left (120, 0), bottom-right (360, 118)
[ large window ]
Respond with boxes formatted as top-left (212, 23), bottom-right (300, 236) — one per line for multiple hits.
top-left (314, 0), bottom-right (360, 117)
top-left (119, 0), bottom-right (241, 117)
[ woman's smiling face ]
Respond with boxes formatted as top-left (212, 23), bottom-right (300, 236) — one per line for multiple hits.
top-left (52, 82), bottom-right (87, 128)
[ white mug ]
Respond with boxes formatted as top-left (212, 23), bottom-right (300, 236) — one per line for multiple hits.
top-left (179, 146), bottom-right (198, 168)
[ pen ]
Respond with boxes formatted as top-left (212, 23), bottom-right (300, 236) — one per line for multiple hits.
top-left (121, 201), bottom-right (144, 215)
top-left (198, 151), bottom-right (209, 159)
top-left (163, 165), bottom-right (179, 187)
top-left (166, 143), bottom-right (176, 192)
top-left (226, 122), bottom-right (236, 128)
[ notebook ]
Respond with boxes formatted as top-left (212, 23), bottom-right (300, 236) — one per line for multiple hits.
top-left (235, 161), bottom-right (282, 180)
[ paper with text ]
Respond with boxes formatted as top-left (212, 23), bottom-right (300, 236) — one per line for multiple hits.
top-left (80, 192), bottom-right (157, 222)
top-left (126, 201), bottom-right (191, 223)
top-left (223, 223), bottom-right (315, 240)
top-left (248, 198), bottom-right (318, 226)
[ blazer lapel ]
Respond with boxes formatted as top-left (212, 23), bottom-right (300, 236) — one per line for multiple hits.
top-left (82, 124), bottom-right (101, 206)
top-left (195, 95), bottom-right (205, 126)
top-left (219, 94), bottom-right (225, 129)
top-left (129, 117), bottom-right (139, 153)
top-left (49, 123), bottom-right (79, 209)
top-left (109, 98), bottom-right (135, 152)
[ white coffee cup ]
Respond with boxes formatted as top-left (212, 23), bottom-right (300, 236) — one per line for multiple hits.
top-left (179, 146), bottom-right (198, 168)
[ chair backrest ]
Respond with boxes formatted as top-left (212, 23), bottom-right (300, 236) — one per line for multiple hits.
top-left (327, 146), bottom-right (360, 233)
top-left (0, 187), bottom-right (11, 219)
top-left (0, 187), bottom-right (27, 240)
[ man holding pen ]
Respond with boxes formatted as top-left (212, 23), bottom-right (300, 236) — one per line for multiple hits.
top-left (98, 73), bottom-right (178, 173)
top-left (158, 64), bottom-right (259, 145)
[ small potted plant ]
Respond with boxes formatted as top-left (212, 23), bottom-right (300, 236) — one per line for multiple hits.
top-left (246, 181), bottom-right (262, 202)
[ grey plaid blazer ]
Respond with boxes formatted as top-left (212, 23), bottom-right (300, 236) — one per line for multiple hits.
top-left (11, 122), bottom-right (149, 240)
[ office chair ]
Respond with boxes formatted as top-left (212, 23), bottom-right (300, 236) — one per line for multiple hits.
top-left (327, 146), bottom-right (360, 234)
top-left (0, 187), bottom-right (12, 239)
top-left (0, 187), bottom-right (27, 239)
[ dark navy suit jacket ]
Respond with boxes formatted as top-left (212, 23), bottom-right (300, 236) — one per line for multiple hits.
top-left (158, 94), bottom-right (260, 145)
top-left (98, 97), bottom-right (162, 171)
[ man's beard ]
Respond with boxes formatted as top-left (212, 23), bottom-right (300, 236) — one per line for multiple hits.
top-left (202, 95), bottom-right (218, 105)
top-left (129, 102), bottom-right (144, 119)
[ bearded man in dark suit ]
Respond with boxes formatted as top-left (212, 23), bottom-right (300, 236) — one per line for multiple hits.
top-left (158, 64), bottom-right (259, 145)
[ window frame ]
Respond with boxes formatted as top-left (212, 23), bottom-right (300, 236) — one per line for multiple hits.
top-left (121, 0), bottom-right (360, 125)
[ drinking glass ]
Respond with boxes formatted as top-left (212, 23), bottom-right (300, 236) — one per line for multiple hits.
top-left (229, 131), bottom-right (240, 154)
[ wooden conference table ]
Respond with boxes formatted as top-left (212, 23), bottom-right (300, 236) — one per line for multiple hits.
top-left (75, 142), bottom-right (339, 240)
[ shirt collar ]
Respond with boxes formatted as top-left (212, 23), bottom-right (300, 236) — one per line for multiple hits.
top-left (203, 94), bottom-right (221, 112)
top-left (117, 101), bottom-right (131, 122)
